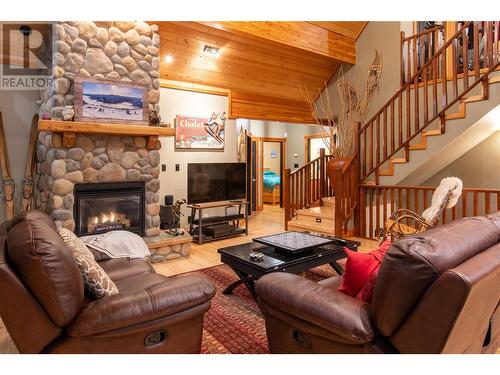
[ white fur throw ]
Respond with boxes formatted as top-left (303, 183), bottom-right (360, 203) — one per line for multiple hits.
top-left (421, 177), bottom-right (463, 225)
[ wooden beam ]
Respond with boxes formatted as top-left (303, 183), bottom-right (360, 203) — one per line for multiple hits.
top-left (160, 79), bottom-right (232, 119)
top-left (198, 21), bottom-right (356, 64)
top-left (160, 79), bottom-right (229, 97)
top-left (230, 91), bottom-right (315, 124)
top-left (307, 22), bottom-right (368, 41)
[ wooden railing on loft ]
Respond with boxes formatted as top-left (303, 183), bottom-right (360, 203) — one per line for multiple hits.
top-left (358, 184), bottom-right (500, 239)
top-left (401, 22), bottom-right (499, 85)
top-left (360, 21), bottom-right (500, 183)
top-left (401, 25), bottom-right (445, 84)
top-left (283, 149), bottom-right (334, 229)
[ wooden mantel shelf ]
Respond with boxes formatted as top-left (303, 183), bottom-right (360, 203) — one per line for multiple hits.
top-left (38, 119), bottom-right (175, 149)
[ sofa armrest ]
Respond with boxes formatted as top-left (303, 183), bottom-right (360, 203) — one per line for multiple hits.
top-left (256, 273), bottom-right (375, 345)
top-left (68, 275), bottom-right (215, 337)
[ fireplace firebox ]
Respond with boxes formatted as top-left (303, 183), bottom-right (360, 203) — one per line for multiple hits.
top-left (74, 181), bottom-right (145, 237)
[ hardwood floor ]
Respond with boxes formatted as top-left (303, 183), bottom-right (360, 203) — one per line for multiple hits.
top-left (154, 204), bottom-right (377, 276)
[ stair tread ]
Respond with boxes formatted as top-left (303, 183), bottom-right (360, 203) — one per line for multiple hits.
top-left (446, 112), bottom-right (465, 120)
top-left (322, 197), bottom-right (336, 206)
top-left (409, 143), bottom-right (426, 150)
top-left (378, 169), bottom-right (394, 176)
top-left (288, 219), bottom-right (334, 235)
top-left (463, 94), bottom-right (485, 103)
top-left (489, 76), bottom-right (500, 84)
top-left (422, 129), bottom-right (442, 136)
top-left (296, 207), bottom-right (334, 218)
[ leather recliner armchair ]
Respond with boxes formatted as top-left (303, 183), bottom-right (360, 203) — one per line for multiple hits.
top-left (256, 214), bottom-right (500, 354)
top-left (0, 211), bottom-right (216, 354)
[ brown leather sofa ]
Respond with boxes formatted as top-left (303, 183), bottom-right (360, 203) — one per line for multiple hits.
top-left (256, 214), bottom-right (500, 354)
top-left (0, 211), bottom-right (216, 354)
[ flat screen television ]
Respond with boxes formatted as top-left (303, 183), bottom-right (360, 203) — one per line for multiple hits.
top-left (187, 162), bottom-right (246, 204)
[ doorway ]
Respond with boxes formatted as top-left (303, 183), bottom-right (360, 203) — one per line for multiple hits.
top-left (304, 134), bottom-right (331, 163)
top-left (262, 141), bottom-right (283, 208)
top-left (246, 136), bottom-right (286, 212)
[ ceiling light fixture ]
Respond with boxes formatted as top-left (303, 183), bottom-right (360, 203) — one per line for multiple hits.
top-left (203, 45), bottom-right (220, 58)
top-left (165, 55), bottom-right (173, 63)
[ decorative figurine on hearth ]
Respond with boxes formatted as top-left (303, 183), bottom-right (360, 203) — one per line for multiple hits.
top-left (62, 106), bottom-right (74, 121)
top-left (165, 198), bottom-right (187, 236)
top-left (149, 110), bottom-right (161, 126)
top-left (159, 121), bottom-right (172, 128)
top-left (172, 198), bottom-right (187, 222)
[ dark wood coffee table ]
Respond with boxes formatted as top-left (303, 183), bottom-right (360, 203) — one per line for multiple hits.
top-left (217, 235), bottom-right (359, 300)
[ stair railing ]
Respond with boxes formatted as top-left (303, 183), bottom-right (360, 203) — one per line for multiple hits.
top-left (359, 184), bottom-right (500, 239)
top-left (359, 21), bottom-right (500, 183)
top-left (400, 25), bottom-right (445, 85)
top-left (283, 148), bottom-right (334, 229)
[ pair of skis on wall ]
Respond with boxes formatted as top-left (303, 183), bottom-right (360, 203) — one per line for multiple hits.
top-left (0, 112), bottom-right (38, 220)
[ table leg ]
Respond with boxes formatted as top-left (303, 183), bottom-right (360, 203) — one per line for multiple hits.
top-left (244, 203), bottom-right (248, 236)
top-left (198, 208), bottom-right (203, 245)
top-left (189, 207), bottom-right (196, 235)
top-left (329, 261), bottom-right (344, 275)
top-left (223, 267), bottom-right (258, 300)
top-left (236, 203), bottom-right (241, 227)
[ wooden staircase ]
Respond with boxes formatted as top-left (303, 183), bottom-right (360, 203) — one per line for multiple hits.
top-left (287, 197), bottom-right (335, 235)
top-left (378, 74), bottom-right (499, 177)
top-left (359, 21), bottom-right (500, 184)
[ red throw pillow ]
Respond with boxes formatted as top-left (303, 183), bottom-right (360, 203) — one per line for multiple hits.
top-left (338, 240), bottom-right (391, 303)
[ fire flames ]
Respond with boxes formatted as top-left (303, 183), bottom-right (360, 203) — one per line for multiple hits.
top-left (88, 212), bottom-right (130, 234)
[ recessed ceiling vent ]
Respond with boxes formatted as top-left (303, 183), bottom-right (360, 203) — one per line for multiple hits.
top-left (203, 44), bottom-right (220, 57)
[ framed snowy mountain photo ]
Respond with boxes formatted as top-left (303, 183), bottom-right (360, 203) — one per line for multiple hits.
top-left (74, 76), bottom-right (149, 125)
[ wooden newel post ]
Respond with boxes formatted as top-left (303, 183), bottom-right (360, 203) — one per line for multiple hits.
top-left (319, 148), bottom-right (325, 200)
top-left (332, 163), bottom-right (343, 237)
top-left (283, 168), bottom-right (291, 230)
top-left (353, 122), bottom-right (361, 237)
top-left (332, 122), bottom-right (361, 237)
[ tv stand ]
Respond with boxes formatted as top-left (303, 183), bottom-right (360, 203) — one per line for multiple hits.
top-left (187, 200), bottom-right (248, 244)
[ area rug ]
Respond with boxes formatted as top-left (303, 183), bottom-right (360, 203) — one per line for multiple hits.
top-left (184, 263), bottom-right (342, 354)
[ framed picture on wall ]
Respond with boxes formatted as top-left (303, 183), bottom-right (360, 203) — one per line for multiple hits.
top-left (74, 76), bottom-right (149, 125)
top-left (175, 113), bottom-right (225, 151)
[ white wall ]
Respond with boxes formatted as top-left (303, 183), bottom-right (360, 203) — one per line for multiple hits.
top-left (0, 88), bottom-right (40, 222)
top-left (263, 141), bottom-right (281, 175)
top-left (237, 118), bottom-right (320, 171)
top-left (158, 87), bottom-right (237, 221)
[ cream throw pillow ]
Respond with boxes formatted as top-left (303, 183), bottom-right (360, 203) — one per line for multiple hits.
top-left (58, 228), bottom-right (119, 299)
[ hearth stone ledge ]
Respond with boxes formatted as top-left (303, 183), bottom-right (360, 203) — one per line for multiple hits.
top-left (34, 131), bottom-right (162, 237)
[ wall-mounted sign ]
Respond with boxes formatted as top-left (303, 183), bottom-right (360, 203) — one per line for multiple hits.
top-left (175, 113), bottom-right (225, 150)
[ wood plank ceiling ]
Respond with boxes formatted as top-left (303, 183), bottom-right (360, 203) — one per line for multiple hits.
top-left (157, 21), bottom-right (367, 123)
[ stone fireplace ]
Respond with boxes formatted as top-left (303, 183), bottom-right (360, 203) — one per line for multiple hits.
top-left (35, 133), bottom-right (161, 237)
top-left (34, 21), bottom-right (163, 237)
